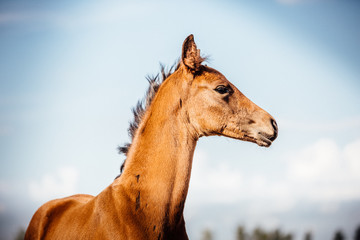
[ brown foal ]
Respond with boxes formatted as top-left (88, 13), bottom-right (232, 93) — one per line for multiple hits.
top-left (25, 34), bottom-right (278, 240)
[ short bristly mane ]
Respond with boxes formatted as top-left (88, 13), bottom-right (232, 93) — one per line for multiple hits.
top-left (117, 62), bottom-right (180, 174)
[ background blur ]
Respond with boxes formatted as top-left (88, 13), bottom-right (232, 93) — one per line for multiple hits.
top-left (1, 0), bottom-right (360, 239)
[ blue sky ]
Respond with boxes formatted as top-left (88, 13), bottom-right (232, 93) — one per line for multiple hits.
top-left (1, 0), bottom-right (360, 239)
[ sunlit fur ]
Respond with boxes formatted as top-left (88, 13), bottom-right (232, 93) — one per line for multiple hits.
top-left (118, 63), bottom-right (180, 173)
top-left (25, 35), bottom-right (278, 240)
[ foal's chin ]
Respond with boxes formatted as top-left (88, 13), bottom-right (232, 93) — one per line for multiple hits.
top-left (244, 136), bottom-right (273, 148)
top-left (222, 131), bottom-right (274, 147)
top-left (255, 138), bottom-right (272, 147)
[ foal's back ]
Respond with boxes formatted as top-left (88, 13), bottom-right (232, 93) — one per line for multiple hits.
top-left (25, 194), bottom-right (94, 239)
top-left (25, 184), bottom-right (142, 240)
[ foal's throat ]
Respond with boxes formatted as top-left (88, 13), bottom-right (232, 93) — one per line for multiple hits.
top-left (118, 94), bottom-right (197, 227)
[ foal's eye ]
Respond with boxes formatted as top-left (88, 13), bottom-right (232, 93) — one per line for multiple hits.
top-left (214, 85), bottom-right (229, 94)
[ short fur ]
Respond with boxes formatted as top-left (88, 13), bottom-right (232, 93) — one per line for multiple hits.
top-left (25, 34), bottom-right (278, 240)
top-left (118, 63), bottom-right (180, 173)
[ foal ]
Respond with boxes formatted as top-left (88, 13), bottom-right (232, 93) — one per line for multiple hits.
top-left (25, 34), bottom-right (278, 240)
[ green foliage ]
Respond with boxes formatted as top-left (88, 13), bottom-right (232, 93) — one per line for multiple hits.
top-left (252, 227), bottom-right (269, 240)
top-left (355, 225), bottom-right (360, 240)
top-left (202, 229), bottom-right (213, 240)
top-left (236, 226), bottom-right (246, 240)
top-left (228, 226), bottom-right (293, 240)
top-left (249, 227), bottom-right (293, 240)
top-left (14, 228), bottom-right (25, 240)
top-left (304, 231), bottom-right (312, 240)
top-left (200, 224), bottom-right (360, 240)
top-left (333, 230), bottom-right (345, 240)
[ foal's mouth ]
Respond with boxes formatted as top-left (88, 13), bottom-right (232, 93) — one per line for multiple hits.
top-left (256, 132), bottom-right (277, 147)
top-left (222, 129), bottom-right (276, 147)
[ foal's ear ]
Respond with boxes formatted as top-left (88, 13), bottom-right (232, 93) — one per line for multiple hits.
top-left (181, 34), bottom-right (204, 72)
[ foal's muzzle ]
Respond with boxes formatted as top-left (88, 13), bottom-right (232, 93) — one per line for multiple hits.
top-left (269, 119), bottom-right (278, 141)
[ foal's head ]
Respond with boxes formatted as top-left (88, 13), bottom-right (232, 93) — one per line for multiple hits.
top-left (179, 35), bottom-right (278, 147)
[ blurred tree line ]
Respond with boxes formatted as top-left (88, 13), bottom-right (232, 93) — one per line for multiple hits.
top-left (14, 228), bottom-right (25, 240)
top-left (201, 225), bottom-right (360, 240)
top-left (12, 224), bottom-right (360, 240)
top-left (235, 226), bottom-right (292, 240)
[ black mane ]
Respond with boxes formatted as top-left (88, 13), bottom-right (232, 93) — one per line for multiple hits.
top-left (117, 62), bottom-right (180, 175)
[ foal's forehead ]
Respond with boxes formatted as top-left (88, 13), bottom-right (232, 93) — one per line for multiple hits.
top-left (196, 66), bottom-right (228, 83)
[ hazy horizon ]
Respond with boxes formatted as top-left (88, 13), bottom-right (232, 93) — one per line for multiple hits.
top-left (1, 0), bottom-right (360, 239)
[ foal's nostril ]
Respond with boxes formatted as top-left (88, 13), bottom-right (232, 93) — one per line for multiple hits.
top-left (269, 119), bottom-right (278, 141)
top-left (269, 133), bottom-right (277, 141)
top-left (271, 119), bottom-right (278, 133)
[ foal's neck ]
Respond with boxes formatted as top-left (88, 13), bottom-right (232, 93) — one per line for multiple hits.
top-left (116, 76), bottom-right (197, 234)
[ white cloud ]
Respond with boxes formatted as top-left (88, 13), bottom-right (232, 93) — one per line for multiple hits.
top-left (286, 138), bottom-right (360, 202)
top-left (28, 166), bottom-right (78, 203)
top-left (288, 139), bottom-right (340, 181)
top-left (0, 180), bottom-right (8, 194)
top-left (279, 116), bottom-right (360, 132)
top-left (186, 138), bottom-right (360, 240)
top-left (189, 150), bottom-right (296, 213)
top-left (0, 181), bottom-right (9, 213)
top-left (189, 150), bottom-right (244, 204)
top-left (188, 138), bottom-right (360, 215)
top-left (344, 139), bottom-right (360, 176)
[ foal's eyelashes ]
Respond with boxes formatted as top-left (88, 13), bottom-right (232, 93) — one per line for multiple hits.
top-left (214, 85), bottom-right (233, 95)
